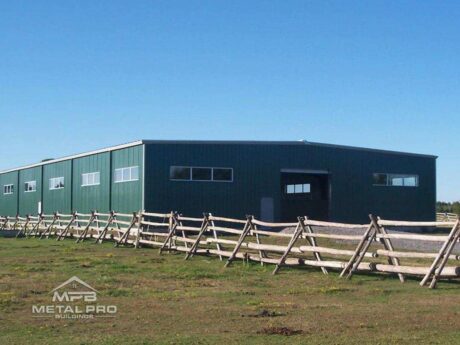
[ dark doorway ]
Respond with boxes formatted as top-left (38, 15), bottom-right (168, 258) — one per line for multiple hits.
top-left (280, 171), bottom-right (330, 221)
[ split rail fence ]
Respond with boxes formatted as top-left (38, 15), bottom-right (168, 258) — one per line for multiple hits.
top-left (436, 212), bottom-right (459, 223)
top-left (1, 211), bottom-right (459, 289)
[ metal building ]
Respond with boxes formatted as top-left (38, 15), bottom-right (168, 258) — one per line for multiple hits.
top-left (0, 140), bottom-right (436, 223)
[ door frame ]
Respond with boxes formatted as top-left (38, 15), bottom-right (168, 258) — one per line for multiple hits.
top-left (280, 169), bottom-right (332, 221)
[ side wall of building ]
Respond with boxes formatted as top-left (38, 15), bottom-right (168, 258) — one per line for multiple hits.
top-left (43, 160), bottom-right (72, 214)
top-left (111, 145), bottom-right (143, 213)
top-left (72, 152), bottom-right (111, 213)
top-left (0, 171), bottom-right (19, 217)
top-left (144, 143), bottom-right (436, 223)
top-left (19, 166), bottom-right (42, 215)
top-left (0, 144), bottom-right (144, 216)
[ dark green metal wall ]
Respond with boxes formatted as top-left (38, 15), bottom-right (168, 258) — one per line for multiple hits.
top-left (19, 167), bottom-right (42, 215)
top-left (111, 145), bottom-right (143, 213)
top-left (72, 152), bottom-right (110, 213)
top-left (0, 171), bottom-right (18, 216)
top-left (144, 143), bottom-right (436, 223)
top-left (0, 141), bottom-right (436, 223)
top-left (43, 160), bottom-right (72, 214)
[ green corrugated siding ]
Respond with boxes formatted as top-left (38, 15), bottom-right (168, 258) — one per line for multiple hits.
top-left (111, 145), bottom-right (143, 213)
top-left (144, 143), bottom-right (436, 223)
top-left (19, 167), bottom-right (42, 216)
top-left (0, 141), bottom-right (436, 223)
top-left (72, 152), bottom-right (110, 213)
top-left (43, 161), bottom-right (72, 214)
top-left (0, 171), bottom-right (18, 216)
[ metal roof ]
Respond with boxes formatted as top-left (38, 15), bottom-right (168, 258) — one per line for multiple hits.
top-left (0, 139), bottom-right (436, 174)
top-left (142, 140), bottom-right (437, 158)
top-left (0, 140), bottom-right (144, 174)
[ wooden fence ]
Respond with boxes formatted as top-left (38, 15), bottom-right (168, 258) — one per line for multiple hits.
top-left (1, 211), bottom-right (459, 289)
top-left (436, 212), bottom-right (459, 223)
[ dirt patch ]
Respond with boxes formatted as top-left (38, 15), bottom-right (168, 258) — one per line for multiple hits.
top-left (242, 309), bottom-right (285, 318)
top-left (258, 326), bottom-right (303, 336)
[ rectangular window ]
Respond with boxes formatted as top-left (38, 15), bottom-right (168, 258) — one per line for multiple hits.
top-left (49, 177), bottom-right (65, 190)
top-left (82, 172), bottom-right (100, 187)
top-left (24, 181), bottom-right (36, 192)
top-left (170, 166), bottom-right (191, 180)
top-left (192, 167), bottom-right (212, 181)
top-left (212, 168), bottom-right (233, 182)
top-left (114, 166), bottom-right (139, 183)
top-left (3, 184), bottom-right (14, 195)
top-left (286, 183), bottom-right (311, 194)
top-left (170, 166), bottom-right (233, 182)
top-left (373, 173), bottom-right (418, 187)
top-left (372, 173), bottom-right (388, 186)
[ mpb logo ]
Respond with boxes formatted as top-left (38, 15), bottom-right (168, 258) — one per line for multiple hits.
top-left (51, 276), bottom-right (97, 302)
top-left (32, 276), bottom-right (117, 319)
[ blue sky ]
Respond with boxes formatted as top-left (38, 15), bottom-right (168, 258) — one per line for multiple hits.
top-left (0, 1), bottom-right (459, 201)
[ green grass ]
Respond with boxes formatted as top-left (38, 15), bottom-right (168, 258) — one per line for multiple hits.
top-left (0, 237), bottom-right (460, 345)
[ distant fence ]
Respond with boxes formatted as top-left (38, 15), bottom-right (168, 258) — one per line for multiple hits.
top-left (1, 211), bottom-right (459, 289)
top-left (437, 212), bottom-right (459, 223)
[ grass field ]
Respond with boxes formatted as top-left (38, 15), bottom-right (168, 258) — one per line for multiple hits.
top-left (1, 236), bottom-right (460, 345)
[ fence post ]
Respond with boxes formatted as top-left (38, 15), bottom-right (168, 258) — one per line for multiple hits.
top-left (76, 211), bottom-right (96, 243)
top-left (134, 210), bottom-right (144, 249)
top-left (420, 219), bottom-right (460, 288)
top-left (302, 216), bottom-right (328, 275)
top-left (372, 215), bottom-right (404, 283)
top-left (224, 215), bottom-right (253, 268)
top-left (272, 217), bottom-right (304, 275)
top-left (340, 215), bottom-right (377, 279)
top-left (159, 212), bottom-right (178, 254)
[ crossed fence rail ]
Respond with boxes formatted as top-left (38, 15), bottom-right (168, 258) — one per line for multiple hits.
top-left (1, 211), bottom-right (459, 289)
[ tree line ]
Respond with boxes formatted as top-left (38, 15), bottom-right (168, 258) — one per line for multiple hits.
top-left (437, 201), bottom-right (460, 215)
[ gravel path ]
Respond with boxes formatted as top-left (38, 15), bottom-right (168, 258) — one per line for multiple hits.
top-left (282, 226), bottom-right (459, 255)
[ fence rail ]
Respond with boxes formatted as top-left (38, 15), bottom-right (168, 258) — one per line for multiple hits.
top-left (1, 211), bottom-right (459, 289)
top-left (436, 212), bottom-right (459, 222)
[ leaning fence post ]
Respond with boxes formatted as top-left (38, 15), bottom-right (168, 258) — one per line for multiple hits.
top-left (134, 210), bottom-right (144, 249)
top-left (208, 213), bottom-right (223, 261)
top-left (57, 212), bottom-right (74, 241)
top-left (184, 213), bottom-right (210, 260)
top-left (340, 215), bottom-right (377, 279)
top-left (76, 211), bottom-right (96, 243)
top-left (302, 216), bottom-right (328, 275)
top-left (372, 215), bottom-right (404, 283)
top-left (429, 222), bottom-right (460, 288)
top-left (95, 211), bottom-right (115, 244)
top-left (224, 215), bottom-right (252, 268)
top-left (115, 212), bottom-right (138, 247)
top-left (272, 217), bottom-right (304, 275)
top-left (420, 219), bottom-right (460, 287)
top-left (159, 212), bottom-right (178, 254)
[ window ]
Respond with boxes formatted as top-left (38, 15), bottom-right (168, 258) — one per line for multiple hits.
top-left (24, 181), bottom-right (36, 192)
top-left (373, 173), bottom-right (418, 187)
top-left (3, 184), bottom-right (14, 195)
top-left (114, 166), bottom-right (139, 183)
top-left (213, 168), bottom-right (233, 182)
top-left (373, 173), bottom-right (388, 186)
top-left (286, 183), bottom-right (311, 194)
top-left (170, 167), bottom-right (191, 180)
top-left (82, 172), bottom-right (100, 187)
top-left (170, 166), bottom-right (233, 182)
top-left (49, 177), bottom-right (65, 190)
top-left (192, 168), bottom-right (212, 181)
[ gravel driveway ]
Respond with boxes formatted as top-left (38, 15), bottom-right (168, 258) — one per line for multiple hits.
top-left (282, 225), bottom-right (460, 255)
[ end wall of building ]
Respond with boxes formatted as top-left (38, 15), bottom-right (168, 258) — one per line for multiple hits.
top-left (143, 143), bottom-right (436, 223)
